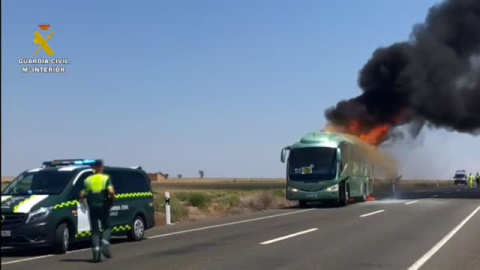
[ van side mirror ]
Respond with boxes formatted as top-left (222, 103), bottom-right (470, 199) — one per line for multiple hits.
top-left (280, 146), bottom-right (291, 163)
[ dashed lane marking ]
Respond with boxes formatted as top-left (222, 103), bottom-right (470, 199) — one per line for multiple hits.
top-left (407, 204), bottom-right (480, 270)
top-left (360, 210), bottom-right (385, 218)
top-left (260, 228), bottom-right (318, 245)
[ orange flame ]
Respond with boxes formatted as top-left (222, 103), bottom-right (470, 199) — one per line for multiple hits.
top-left (347, 120), bottom-right (392, 146)
top-left (359, 125), bottom-right (391, 145)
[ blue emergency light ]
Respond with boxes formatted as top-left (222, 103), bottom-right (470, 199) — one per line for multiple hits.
top-left (43, 159), bottom-right (103, 167)
top-left (73, 159), bottom-right (97, 165)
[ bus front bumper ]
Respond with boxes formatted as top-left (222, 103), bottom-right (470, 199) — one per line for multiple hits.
top-left (286, 187), bottom-right (340, 201)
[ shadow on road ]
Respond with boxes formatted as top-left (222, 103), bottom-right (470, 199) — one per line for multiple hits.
top-left (288, 201), bottom-right (348, 209)
top-left (59, 258), bottom-right (98, 263)
top-left (1, 237), bottom-right (128, 258)
top-left (391, 187), bottom-right (480, 200)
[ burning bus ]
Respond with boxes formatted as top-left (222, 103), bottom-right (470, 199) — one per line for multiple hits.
top-left (280, 131), bottom-right (374, 208)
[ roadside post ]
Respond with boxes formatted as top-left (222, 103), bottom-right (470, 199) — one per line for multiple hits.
top-left (392, 180), bottom-right (396, 199)
top-left (393, 174), bottom-right (401, 200)
top-left (165, 191), bottom-right (172, 225)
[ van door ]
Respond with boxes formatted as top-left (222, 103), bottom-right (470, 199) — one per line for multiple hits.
top-left (69, 170), bottom-right (93, 235)
top-left (106, 169), bottom-right (152, 229)
top-left (104, 170), bottom-right (135, 228)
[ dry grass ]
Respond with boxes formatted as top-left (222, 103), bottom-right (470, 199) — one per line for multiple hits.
top-left (152, 189), bottom-right (293, 225)
top-left (150, 178), bottom-right (285, 192)
top-left (1, 177), bottom-right (14, 183)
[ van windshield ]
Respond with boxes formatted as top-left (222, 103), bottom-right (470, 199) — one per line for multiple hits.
top-left (2, 170), bottom-right (75, 195)
top-left (454, 174), bottom-right (466, 178)
top-left (288, 147), bottom-right (337, 181)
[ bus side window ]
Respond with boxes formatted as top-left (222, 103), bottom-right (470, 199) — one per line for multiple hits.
top-left (350, 145), bottom-right (359, 174)
top-left (70, 171), bottom-right (93, 200)
top-left (339, 143), bottom-right (349, 171)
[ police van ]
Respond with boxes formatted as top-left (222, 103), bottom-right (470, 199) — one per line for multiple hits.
top-left (1, 159), bottom-right (155, 254)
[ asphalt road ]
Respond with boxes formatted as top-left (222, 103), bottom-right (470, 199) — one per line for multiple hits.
top-left (2, 185), bottom-right (480, 270)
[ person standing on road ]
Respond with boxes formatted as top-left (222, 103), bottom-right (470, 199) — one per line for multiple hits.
top-left (467, 173), bottom-right (475, 189)
top-left (476, 173), bottom-right (480, 188)
top-left (79, 160), bottom-right (115, 262)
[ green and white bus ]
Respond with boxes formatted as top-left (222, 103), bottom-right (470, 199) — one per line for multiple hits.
top-left (280, 132), bottom-right (374, 207)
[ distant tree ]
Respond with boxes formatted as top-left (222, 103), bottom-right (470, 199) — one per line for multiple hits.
top-left (165, 174), bottom-right (169, 179)
top-left (199, 170), bottom-right (204, 178)
top-left (177, 174), bottom-right (183, 179)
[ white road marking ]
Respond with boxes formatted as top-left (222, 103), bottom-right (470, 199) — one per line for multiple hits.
top-left (360, 210), bottom-right (385, 218)
top-left (1, 255), bottom-right (54, 265)
top-left (67, 248), bottom-right (91, 254)
top-left (407, 204), bottom-right (480, 270)
top-left (405, 200), bottom-right (419, 205)
top-left (148, 209), bottom-right (315, 239)
top-left (260, 228), bottom-right (318, 245)
top-left (0, 248), bottom-right (91, 265)
top-left (1, 209), bottom-right (315, 265)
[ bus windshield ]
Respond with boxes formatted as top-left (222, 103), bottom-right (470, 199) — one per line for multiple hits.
top-left (288, 147), bottom-right (337, 181)
top-left (2, 170), bottom-right (74, 196)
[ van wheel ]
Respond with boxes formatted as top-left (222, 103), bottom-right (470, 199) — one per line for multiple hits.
top-left (53, 223), bottom-right (70, 254)
top-left (128, 216), bottom-right (145, 241)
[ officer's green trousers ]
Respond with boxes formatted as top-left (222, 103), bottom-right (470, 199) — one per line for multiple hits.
top-left (88, 204), bottom-right (111, 260)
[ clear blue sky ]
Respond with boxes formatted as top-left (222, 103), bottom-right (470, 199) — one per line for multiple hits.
top-left (2, 0), bottom-right (479, 179)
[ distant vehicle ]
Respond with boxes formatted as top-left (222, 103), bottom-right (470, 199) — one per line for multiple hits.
top-left (1, 159), bottom-right (155, 254)
top-left (453, 170), bottom-right (468, 185)
top-left (280, 132), bottom-right (374, 208)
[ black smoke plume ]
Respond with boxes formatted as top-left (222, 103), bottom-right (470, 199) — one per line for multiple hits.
top-left (325, 0), bottom-right (480, 138)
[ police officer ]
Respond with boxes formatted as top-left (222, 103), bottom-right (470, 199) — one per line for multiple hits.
top-left (476, 172), bottom-right (480, 188)
top-left (79, 160), bottom-right (115, 262)
top-left (467, 173), bottom-right (474, 189)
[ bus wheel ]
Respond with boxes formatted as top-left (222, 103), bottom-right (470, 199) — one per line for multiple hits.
top-left (338, 183), bottom-right (349, 207)
top-left (299, 200), bottom-right (308, 208)
top-left (128, 216), bottom-right (145, 242)
top-left (53, 222), bottom-right (70, 254)
top-left (358, 184), bottom-right (367, 202)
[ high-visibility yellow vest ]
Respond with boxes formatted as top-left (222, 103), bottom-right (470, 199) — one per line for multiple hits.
top-left (83, 174), bottom-right (113, 205)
